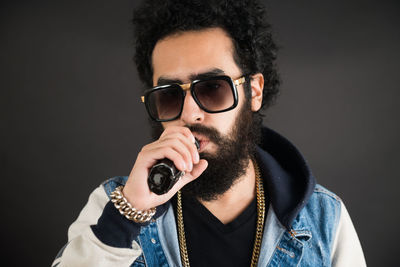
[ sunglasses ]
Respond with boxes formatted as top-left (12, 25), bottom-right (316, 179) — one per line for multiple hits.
top-left (141, 75), bottom-right (245, 122)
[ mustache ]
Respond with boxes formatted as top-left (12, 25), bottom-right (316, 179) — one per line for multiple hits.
top-left (185, 124), bottom-right (226, 144)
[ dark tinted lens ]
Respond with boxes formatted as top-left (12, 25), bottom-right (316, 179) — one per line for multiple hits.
top-left (147, 85), bottom-right (183, 120)
top-left (193, 79), bottom-right (234, 111)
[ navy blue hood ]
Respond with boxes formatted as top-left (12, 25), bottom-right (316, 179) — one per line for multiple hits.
top-left (255, 127), bottom-right (316, 230)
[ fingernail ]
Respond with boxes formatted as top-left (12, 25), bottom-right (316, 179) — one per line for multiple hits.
top-left (189, 162), bottom-right (193, 171)
top-left (195, 152), bottom-right (199, 163)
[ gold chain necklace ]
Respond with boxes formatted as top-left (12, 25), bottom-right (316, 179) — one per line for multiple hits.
top-left (176, 160), bottom-right (265, 267)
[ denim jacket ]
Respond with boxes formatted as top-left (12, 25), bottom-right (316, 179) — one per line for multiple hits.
top-left (52, 128), bottom-right (366, 266)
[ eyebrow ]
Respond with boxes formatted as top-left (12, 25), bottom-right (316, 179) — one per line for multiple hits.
top-left (156, 68), bottom-right (226, 86)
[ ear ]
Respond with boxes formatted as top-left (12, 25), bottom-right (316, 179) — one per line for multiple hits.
top-left (250, 73), bottom-right (264, 112)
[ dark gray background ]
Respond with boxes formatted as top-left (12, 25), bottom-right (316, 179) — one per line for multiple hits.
top-left (1, 0), bottom-right (399, 266)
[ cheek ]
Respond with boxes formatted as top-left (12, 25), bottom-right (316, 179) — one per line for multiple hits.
top-left (208, 110), bottom-right (238, 135)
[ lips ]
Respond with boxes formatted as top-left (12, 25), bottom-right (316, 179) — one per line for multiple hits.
top-left (193, 134), bottom-right (209, 152)
top-left (198, 140), bottom-right (209, 152)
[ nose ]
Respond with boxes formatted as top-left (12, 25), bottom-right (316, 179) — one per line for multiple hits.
top-left (179, 91), bottom-right (204, 124)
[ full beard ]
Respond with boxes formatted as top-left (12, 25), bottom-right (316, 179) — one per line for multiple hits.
top-left (150, 99), bottom-right (260, 201)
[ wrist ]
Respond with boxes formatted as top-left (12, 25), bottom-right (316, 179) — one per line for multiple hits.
top-left (111, 186), bottom-right (156, 223)
top-left (122, 186), bottom-right (152, 210)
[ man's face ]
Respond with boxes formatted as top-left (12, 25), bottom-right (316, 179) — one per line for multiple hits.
top-left (152, 28), bottom-right (248, 153)
top-left (151, 28), bottom-right (261, 200)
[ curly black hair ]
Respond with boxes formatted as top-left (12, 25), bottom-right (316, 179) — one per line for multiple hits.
top-left (132, 0), bottom-right (280, 113)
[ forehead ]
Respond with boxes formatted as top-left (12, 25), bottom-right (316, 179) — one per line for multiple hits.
top-left (151, 28), bottom-right (241, 85)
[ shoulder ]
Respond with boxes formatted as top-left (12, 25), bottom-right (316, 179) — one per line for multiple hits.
top-left (313, 184), bottom-right (342, 202)
top-left (300, 184), bottom-right (342, 226)
top-left (310, 184), bottom-right (342, 213)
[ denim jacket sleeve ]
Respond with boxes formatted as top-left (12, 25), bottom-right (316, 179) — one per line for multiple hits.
top-left (51, 185), bottom-right (142, 267)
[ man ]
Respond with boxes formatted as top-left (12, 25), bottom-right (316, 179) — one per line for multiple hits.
top-left (52, 0), bottom-right (366, 266)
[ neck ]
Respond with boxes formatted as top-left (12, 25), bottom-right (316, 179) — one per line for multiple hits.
top-left (198, 159), bottom-right (256, 224)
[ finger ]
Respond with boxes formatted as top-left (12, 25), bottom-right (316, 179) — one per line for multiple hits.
top-left (145, 137), bottom-right (193, 171)
top-left (190, 159), bottom-right (208, 178)
top-left (161, 138), bottom-right (194, 171)
top-left (179, 159), bottom-right (208, 185)
top-left (160, 133), bottom-right (199, 165)
top-left (160, 126), bottom-right (195, 142)
top-left (140, 146), bottom-right (188, 172)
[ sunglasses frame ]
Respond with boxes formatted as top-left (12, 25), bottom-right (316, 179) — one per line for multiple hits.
top-left (141, 75), bottom-right (245, 122)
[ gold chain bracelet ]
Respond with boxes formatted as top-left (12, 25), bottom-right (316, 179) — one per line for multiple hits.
top-left (110, 186), bottom-right (156, 223)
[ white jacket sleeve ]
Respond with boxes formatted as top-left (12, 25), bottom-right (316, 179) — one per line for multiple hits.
top-left (331, 201), bottom-right (367, 267)
top-left (51, 185), bottom-right (142, 267)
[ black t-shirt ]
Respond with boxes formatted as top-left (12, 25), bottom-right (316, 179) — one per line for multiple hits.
top-left (172, 194), bottom-right (268, 267)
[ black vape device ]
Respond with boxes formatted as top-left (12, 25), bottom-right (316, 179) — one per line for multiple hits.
top-left (148, 138), bottom-right (200, 195)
